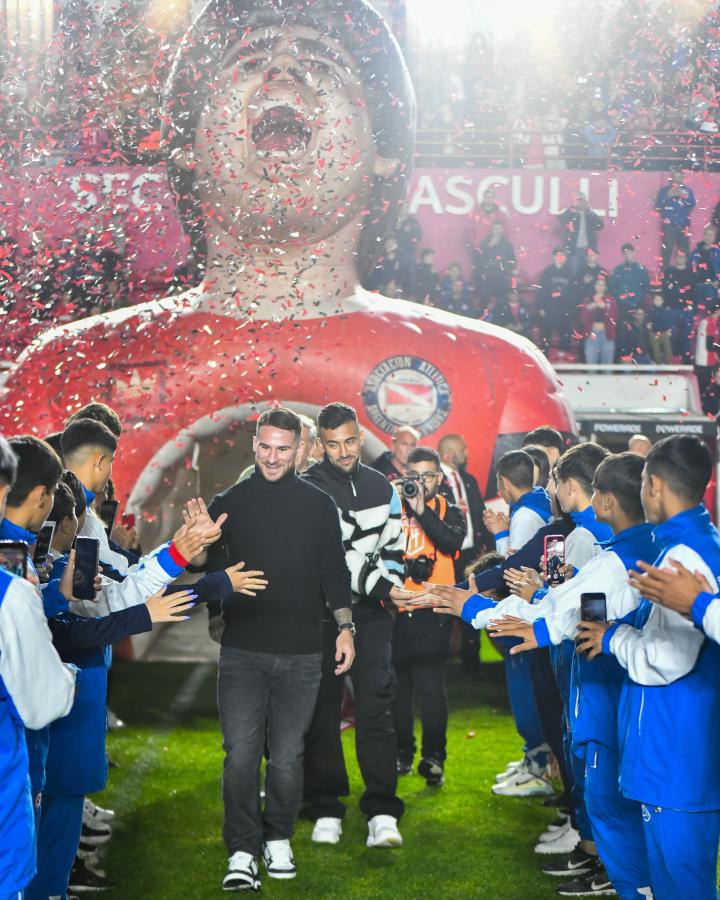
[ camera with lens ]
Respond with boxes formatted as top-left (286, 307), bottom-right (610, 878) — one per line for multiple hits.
top-left (406, 554), bottom-right (436, 585)
top-left (401, 476), bottom-right (421, 500)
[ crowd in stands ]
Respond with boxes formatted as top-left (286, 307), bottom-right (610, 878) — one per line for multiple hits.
top-left (368, 172), bottom-right (720, 417)
top-left (413, 0), bottom-right (720, 169)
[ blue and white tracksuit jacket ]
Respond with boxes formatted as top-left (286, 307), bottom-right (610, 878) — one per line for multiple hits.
top-left (495, 486), bottom-right (552, 557)
top-left (0, 567), bottom-right (76, 896)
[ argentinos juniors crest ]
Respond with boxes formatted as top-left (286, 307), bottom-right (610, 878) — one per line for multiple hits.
top-left (362, 355), bottom-right (451, 436)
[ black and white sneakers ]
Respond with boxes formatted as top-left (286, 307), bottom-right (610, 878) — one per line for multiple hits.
top-left (262, 840), bottom-right (297, 879)
top-left (417, 757), bottom-right (445, 787)
top-left (542, 846), bottom-right (597, 877)
top-left (555, 860), bottom-right (617, 896)
top-left (223, 852), bottom-right (260, 892)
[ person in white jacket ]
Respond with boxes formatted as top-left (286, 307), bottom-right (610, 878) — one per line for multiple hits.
top-left (0, 435), bottom-right (76, 900)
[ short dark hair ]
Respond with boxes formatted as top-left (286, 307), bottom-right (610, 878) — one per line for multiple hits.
top-left (317, 403), bottom-right (359, 433)
top-left (256, 408), bottom-right (302, 439)
top-left (7, 436), bottom-right (63, 507)
top-left (496, 450), bottom-right (534, 491)
top-left (420, 248), bottom-right (434, 260)
top-left (621, 242), bottom-right (634, 252)
top-left (552, 246), bottom-right (565, 256)
top-left (0, 435), bottom-right (18, 489)
top-left (522, 445), bottom-right (551, 488)
top-left (49, 481), bottom-right (76, 524)
top-left (522, 426), bottom-right (565, 455)
top-left (645, 435), bottom-right (712, 505)
top-left (44, 432), bottom-right (64, 460)
top-left (465, 551), bottom-right (509, 599)
top-left (408, 447), bottom-right (441, 469)
top-left (593, 452), bottom-right (644, 520)
top-left (556, 442), bottom-right (610, 495)
top-left (61, 471), bottom-right (87, 518)
top-left (61, 418), bottom-right (118, 460)
top-left (66, 402), bottom-right (122, 438)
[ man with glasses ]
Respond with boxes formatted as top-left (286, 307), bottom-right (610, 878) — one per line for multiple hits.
top-left (392, 448), bottom-right (465, 787)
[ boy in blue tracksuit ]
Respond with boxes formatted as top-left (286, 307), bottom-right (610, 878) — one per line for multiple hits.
top-left (485, 450), bottom-right (553, 557)
top-left (581, 435), bottom-right (720, 900)
top-left (480, 449), bottom-right (553, 793)
top-left (655, 173), bottom-right (696, 268)
top-left (0, 435), bottom-right (77, 900)
top-left (415, 443), bottom-right (612, 863)
top-left (490, 453), bottom-right (657, 898)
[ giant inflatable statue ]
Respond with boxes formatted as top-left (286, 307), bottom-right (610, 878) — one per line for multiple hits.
top-left (0, 0), bottom-right (573, 546)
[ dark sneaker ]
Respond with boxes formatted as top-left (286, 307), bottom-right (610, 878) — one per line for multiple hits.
top-left (223, 852), bottom-right (260, 892)
top-left (80, 820), bottom-right (111, 846)
top-left (68, 857), bottom-right (114, 892)
top-left (556, 860), bottom-right (616, 895)
top-left (417, 757), bottom-right (444, 787)
top-left (397, 757), bottom-right (413, 776)
top-left (542, 846), bottom-right (596, 877)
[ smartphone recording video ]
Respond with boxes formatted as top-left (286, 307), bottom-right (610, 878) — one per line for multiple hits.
top-left (33, 522), bottom-right (55, 566)
top-left (0, 541), bottom-right (29, 579)
top-left (73, 536), bottom-right (100, 601)
top-left (544, 535), bottom-right (566, 586)
top-left (580, 592), bottom-right (607, 623)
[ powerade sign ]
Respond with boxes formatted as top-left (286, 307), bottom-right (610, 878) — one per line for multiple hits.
top-left (579, 419), bottom-right (716, 439)
top-left (362, 356), bottom-right (452, 437)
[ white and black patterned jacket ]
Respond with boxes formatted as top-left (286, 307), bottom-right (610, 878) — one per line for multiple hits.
top-left (304, 457), bottom-right (405, 603)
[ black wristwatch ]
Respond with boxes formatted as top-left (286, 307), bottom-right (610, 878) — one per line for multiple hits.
top-left (338, 622), bottom-right (357, 637)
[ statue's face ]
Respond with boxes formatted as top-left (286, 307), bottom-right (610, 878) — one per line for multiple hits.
top-left (192, 26), bottom-right (377, 246)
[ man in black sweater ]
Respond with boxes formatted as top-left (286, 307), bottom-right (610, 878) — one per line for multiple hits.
top-left (301, 403), bottom-right (408, 851)
top-left (194, 408), bottom-right (353, 892)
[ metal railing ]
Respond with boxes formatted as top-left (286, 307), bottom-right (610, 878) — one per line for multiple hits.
top-left (414, 129), bottom-right (720, 170)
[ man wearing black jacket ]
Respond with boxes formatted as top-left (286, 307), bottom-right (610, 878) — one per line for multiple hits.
top-left (195, 408), bottom-right (353, 892)
top-left (393, 448), bottom-right (464, 787)
top-left (301, 403), bottom-right (407, 851)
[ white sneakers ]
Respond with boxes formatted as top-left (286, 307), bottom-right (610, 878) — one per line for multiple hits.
top-left (492, 769), bottom-right (554, 797)
top-left (534, 825), bottom-right (581, 855)
top-left (223, 851), bottom-right (260, 892)
top-left (495, 758), bottom-right (525, 782)
top-left (366, 814), bottom-right (403, 848)
top-left (311, 817), bottom-right (343, 845)
top-left (262, 840), bottom-right (296, 879)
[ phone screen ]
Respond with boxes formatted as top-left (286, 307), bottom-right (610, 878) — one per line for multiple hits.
top-left (545, 536), bottom-right (566, 586)
top-left (99, 500), bottom-right (119, 538)
top-left (73, 537), bottom-right (100, 601)
top-left (580, 593), bottom-right (607, 623)
top-left (33, 522), bottom-right (55, 564)
top-left (0, 541), bottom-right (29, 579)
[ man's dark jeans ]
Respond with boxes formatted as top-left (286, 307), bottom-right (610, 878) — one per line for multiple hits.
top-left (218, 647), bottom-right (322, 856)
top-left (302, 603), bottom-right (404, 822)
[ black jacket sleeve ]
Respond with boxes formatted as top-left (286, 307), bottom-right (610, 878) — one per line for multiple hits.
top-left (164, 570), bottom-right (234, 609)
top-left (319, 498), bottom-right (352, 613)
top-left (50, 604), bottom-right (152, 654)
top-left (414, 502), bottom-right (466, 556)
top-left (202, 496), bottom-right (232, 619)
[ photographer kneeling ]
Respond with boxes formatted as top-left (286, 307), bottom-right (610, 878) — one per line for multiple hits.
top-left (393, 448), bottom-right (465, 787)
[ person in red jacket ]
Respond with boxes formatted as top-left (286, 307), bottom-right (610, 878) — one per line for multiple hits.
top-left (578, 277), bottom-right (617, 364)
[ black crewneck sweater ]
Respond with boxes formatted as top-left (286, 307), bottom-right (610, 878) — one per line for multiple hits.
top-left (205, 468), bottom-right (351, 655)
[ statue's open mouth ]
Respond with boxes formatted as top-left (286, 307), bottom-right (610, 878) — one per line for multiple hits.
top-left (251, 105), bottom-right (313, 156)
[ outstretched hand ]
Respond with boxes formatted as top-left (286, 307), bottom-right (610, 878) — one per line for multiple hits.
top-left (419, 573), bottom-right (479, 618)
top-left (628, 559), bottom-right (713, 617)
top-left (488, 615), bottom-right (538, 654)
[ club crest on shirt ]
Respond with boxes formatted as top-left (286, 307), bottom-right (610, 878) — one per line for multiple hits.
top-left (362, 355), bottom-right (451, 437)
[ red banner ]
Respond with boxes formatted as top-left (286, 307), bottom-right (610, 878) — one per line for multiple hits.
top-left (2, 164), bottom-right (720, 287)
